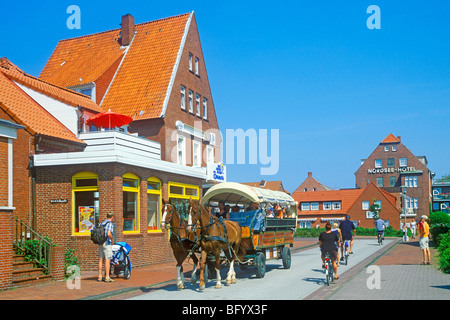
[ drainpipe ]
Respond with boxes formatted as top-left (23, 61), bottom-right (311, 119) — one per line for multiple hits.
top-left (30, 155), bottom-right (37, 231)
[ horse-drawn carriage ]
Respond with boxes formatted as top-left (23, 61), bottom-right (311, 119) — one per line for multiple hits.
top-left (200, 182), bottom-right (298, 278)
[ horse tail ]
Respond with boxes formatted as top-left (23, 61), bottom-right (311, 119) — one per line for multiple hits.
top-left (236, 237), bottom-right (252, 261)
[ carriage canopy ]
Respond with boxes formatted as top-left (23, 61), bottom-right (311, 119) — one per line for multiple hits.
top-left (200, 182), bottom-right (297, 207)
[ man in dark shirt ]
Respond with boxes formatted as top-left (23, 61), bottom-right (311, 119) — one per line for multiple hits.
top-left (319, 222), bottom-right (340, 280)
top-left (339, 215), bottom-right (355, 260)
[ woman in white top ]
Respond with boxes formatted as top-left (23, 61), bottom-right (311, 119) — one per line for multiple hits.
top-left (331, 223), bottom-right (342, 267)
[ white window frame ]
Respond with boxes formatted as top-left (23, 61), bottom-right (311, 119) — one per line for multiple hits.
top-left (206, 145), bottom-right (214, 163)
top-left (189, 53), bottom-right (193, 71)
top-left (377, 177), bottom-right (383, 187)
top-left (384, 146), bottom-right (389, 152)
top-left (362, 201), bottom-right (370, 210)
top-left (193, 140), bottom-right (201, 167)
top-left (375, 200), bottom-right (382, 209)
top-left (188, 90), bottom-right (193, 113)
top-left (310, 202), bottom-right (319, 211)
top-left (399, 158), bottom-right (407, 167)
top-left (196, 94), bottom-right (201, 117)
top-left (180, 85), bottom-right (186, 110)
top-left (332, 202), bottom-right (341, 210)
top-left (323, 202), bottom-right (331, 210)
top-left (375, 159), bottom-right (382, 168)
top-left (195, 57), bottom-right (199, 75)
top-left (202, 97), bottom-right (208, 120)
top-left (177, 135), bottom-right (186, 166)
top-left (392, 145), bottom-right (397, 152)
top-left (301, 203), bottom-right (310, 211)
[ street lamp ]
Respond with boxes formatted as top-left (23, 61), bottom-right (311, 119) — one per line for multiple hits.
top-left (400, 185), bottom-right (412, 241)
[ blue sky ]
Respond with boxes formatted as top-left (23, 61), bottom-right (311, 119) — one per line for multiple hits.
top-left (2, 1), bottom-right (449, 192)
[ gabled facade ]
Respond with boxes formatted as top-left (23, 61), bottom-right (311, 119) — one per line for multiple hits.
top-left (293, 182), bottom-right (401, 229)
top-left (40, 12), bottom-right (220, 168)
top-left (293, 172), bottom-right (333, 193)
top-left (355, 134), bottom-right (432, 221)
top-left (241, 180), bottom-right (290, 194)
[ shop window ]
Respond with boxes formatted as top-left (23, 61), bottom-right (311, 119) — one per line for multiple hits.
top-left (147, 177), bottom-right (161, 232)
top-left (168, 182), bottom-right (200, 220)
top-left (123, 173), bottom-right (139, 233)
top-left (72, 172), bottom-right (99, 235)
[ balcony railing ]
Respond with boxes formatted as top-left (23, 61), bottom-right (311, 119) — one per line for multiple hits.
top-left (400, 208), bottom-right (417, 217)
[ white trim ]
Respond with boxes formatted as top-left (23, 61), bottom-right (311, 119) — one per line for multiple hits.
top-left (160, 11), bottom-right (193, 118)
top-left (8, 138), bottom-right (13, 208)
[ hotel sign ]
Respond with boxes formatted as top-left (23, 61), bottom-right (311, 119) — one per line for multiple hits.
top-left (367, 167), bottom-right (416, 174)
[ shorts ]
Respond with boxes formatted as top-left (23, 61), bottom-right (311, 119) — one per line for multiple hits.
top-left (321, 249), bottom-right (337, 261)
top-left (419, 237), bottom-right (429, 250)
top-left (99, 242), bottom-right (113, 260)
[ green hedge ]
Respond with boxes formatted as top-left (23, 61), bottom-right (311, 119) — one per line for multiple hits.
top-left (294, 226), bottom-right (403, 238)
top-left (437, 231), bottom-right (450, 274)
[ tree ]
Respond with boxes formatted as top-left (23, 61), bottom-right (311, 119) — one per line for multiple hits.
top-left (369, 200), bottom-right (381, 220)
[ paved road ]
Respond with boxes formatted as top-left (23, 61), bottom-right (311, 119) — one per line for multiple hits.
top-left (130, 239), bottom-right (392, 300)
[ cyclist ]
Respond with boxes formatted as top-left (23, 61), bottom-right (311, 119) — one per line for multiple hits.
top-left (339, 215), bottom-right (355, 261)
top-left (375, 217), bottom-right (386, 241)
top-left (319, 222), bottom-right (340, 280)
top-left (331, 222), bottom-right (342, 266)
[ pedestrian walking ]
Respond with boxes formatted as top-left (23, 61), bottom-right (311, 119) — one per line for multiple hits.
top-left (410, 219), bottom-right (416, 239)
top-left (418, 215), bottom-right (430, 265)
top-left (98, 212), bottom-right (115, 282)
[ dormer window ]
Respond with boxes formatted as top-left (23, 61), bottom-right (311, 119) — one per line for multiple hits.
top-left (69, 83), bottom-right (96, 102)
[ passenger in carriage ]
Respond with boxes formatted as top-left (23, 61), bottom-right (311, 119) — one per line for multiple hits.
top-left (246, 202), bottom-right (259, 212)
top-left (215, 201), bottom-right (230, 219)
top-left (266, 207), bottom-right (275, 218)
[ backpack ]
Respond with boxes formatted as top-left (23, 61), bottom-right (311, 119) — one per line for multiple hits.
top-left (90, 221), bottom-right (110, 245)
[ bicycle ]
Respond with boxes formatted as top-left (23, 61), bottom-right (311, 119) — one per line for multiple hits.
top-left (343, 240), bottom-right (350, 265)
top-left (377, 231), bottom-right (383, 245)
top-left (324, 252), bottom-right (334, 286)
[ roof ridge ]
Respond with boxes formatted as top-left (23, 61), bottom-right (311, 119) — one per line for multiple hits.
top-left (2, 66), bottom-right (100, 106)
top-left (58, 12), bottom-right (191, 43)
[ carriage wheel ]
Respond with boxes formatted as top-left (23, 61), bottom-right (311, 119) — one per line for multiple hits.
top-left (281, 246), bottom-right (291, 269)
top-left (255, 252), bottom-right (266, 278)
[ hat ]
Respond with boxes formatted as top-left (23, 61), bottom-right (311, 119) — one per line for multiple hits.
top-left (420, 215), bottom-right (428, 219)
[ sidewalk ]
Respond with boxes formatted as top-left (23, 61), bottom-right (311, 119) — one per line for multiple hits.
top-left (307, 237), bottom-right (450, 300)
top-left (0, 237), bottom-right (447, 300)
top-left (0, 239), bottom-right (317, 300)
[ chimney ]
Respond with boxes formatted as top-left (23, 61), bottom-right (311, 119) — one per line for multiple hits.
top-left (308, 172), bottom-right (312, 178)
top-left (121, 14), bottom-right (135, 46)
top-left (397, 136), bottom-right (401, 141)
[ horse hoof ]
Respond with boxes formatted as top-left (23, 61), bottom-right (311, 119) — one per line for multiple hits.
top-left (215, 284), bottom-right (222, 289)
top-left (231, 279), bottom-right (237, 284)
top-left (199, 285), bottom-right (205, 291)
top-left (226, 280), bottom-right (231, 286)
top-left (177, 284), bottom-right (185, 290)
top-left (191, 275), bottom-right (197, 284)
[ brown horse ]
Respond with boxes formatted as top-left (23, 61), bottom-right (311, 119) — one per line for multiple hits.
top-left (161, 199), bottom-right (200, 290)
top-left (188, 199), bottom-right (247, 290)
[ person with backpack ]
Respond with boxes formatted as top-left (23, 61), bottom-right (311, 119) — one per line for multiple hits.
top-left (95, 212), bottom-right (115, 282)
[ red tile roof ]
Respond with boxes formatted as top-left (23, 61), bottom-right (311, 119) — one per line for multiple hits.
top-left (381, 133), bottom-right (400, 144)
top-left (292, 188), bottom-right (364, 215)
top-left (0, 58), bottom-right (102, 144)
top-left (40, 13), bottom-right (192, 121)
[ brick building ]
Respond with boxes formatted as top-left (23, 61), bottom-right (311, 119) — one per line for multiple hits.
top-left (293, 172), bottom-right (333, 193)
top-left (0, 120), bottom-right (24, 290)
top-left (293, 181), bottom-right (400, 229)
top-left (355, 134), bottom-right (433, 222)
top-left (0, 12), bottom-right (225, 274)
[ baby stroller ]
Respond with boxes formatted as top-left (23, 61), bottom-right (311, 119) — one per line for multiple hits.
top-left (111, 242), bottom-right (132, 279)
